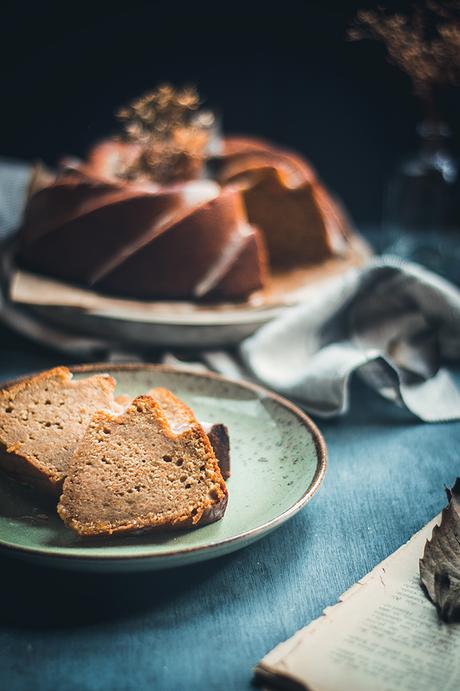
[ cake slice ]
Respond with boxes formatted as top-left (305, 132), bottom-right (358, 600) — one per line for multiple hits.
top-left (57, 395), bottom-right (228, 536)
top-left (0, 367), bottom-right (118, 494)
top-left (116, 387), bottom-right (231, 479)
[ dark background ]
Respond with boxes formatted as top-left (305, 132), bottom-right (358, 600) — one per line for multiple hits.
top-left (1, 0), bottom-right (459, 225)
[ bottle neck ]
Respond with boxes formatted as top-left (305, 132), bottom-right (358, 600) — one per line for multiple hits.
top-left (417, 121), bottom-right (451, 155)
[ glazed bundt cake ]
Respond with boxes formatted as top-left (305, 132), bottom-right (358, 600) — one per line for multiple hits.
top-left (15, 84), bottom-right (357, 303)
top-left (18, 170), bottom-right (268, 301)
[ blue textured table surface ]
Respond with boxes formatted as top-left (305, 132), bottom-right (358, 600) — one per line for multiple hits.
top-left (0, 324), bottom-right (459, 691)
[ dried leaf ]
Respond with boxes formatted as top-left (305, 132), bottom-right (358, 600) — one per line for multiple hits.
top-left (420, 478), bottom-right (460, 622)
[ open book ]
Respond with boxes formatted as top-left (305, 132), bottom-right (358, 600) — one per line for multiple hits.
top-left (255, 515), bottom-right (460, 691)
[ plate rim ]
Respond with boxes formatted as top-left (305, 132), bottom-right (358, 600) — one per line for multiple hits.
top-left (0, 363), bottom-right (327, 564)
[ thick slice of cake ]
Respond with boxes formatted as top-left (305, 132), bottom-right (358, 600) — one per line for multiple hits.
top-left (0, 367), bottom-right (118, 494)
top-left (57, 395), bottom-right (228, 536)
top-left (115, 388), bottom-right (231, 479)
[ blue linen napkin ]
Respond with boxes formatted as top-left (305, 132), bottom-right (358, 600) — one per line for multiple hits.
top-left (0, 158), bottom-right (32, 239)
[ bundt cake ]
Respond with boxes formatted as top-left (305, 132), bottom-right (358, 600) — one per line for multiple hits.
top-left (57, 394), bottom-right (228, 536)
top-left (0, 367), bottom-right (119, 494)
top-left (18, 170), bottom-right (268, 301)
top-left (15, 84), bottom-right (357, 303)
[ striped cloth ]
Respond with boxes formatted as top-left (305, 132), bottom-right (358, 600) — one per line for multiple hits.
top-left (0, 158), bottom-right (32, 239)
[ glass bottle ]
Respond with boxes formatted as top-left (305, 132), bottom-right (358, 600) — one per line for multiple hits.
top-left (384, 120), bottom-right (460, 284)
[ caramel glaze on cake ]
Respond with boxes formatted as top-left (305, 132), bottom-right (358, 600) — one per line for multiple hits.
top-left (215, 136), bottom-right (352, 268)
top-left (18, 170), bottom-right (268, 301)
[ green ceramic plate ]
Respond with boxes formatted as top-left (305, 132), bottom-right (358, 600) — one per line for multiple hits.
top-left (0, 365), bottom-right (327, 572)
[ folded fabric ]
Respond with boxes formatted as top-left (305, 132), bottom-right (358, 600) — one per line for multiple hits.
top-left (0, 158), bottom-right (32, 240)
top-left (241, 257), bottom-right (460, 422)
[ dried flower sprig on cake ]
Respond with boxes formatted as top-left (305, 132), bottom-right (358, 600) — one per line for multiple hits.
top-left (349, 2), bottom-right (460, 115)
top-left (116, 84), bottom-right (215, 183)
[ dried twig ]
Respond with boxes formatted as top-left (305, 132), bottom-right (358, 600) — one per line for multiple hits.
top-left (116, 84), bottom-right (214, 183)
top-left (349, 2), bottom-right (460, 106)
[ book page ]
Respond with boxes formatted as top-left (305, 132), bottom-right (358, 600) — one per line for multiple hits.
top-left (256, 516), bottom-right (460, 691)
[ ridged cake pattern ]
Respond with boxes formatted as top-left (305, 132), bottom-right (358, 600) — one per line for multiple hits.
top-left (18, 171), bottom-right (268, 301)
